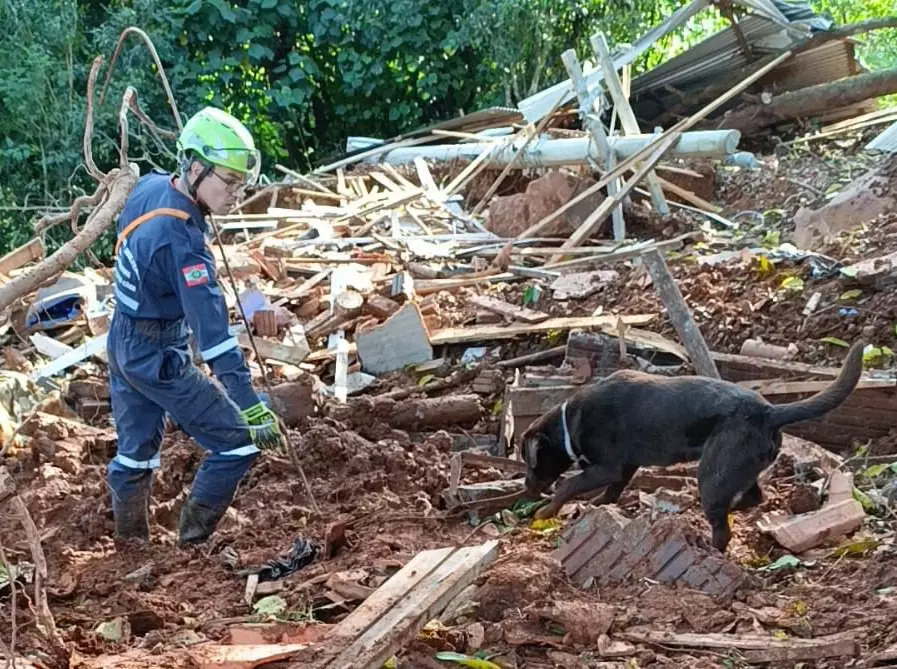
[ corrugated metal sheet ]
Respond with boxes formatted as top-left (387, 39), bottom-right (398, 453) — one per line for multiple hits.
top-left (867, 121), bottom-right (897, 153)
top-left (630, 16), bottom-right (796, 95)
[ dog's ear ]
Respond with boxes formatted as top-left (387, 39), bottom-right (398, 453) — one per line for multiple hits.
top-left (522, 432), bottom-right (543, 469)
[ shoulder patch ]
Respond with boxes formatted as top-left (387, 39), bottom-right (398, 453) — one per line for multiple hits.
top-left (182, 263), bottom-right (210, 287)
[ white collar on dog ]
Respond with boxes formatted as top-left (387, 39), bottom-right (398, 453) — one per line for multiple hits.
top-left (561, 400), bottom-right (589, 467)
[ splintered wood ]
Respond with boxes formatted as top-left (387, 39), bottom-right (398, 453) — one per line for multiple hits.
top-left (292, 541), bottom-right (500, 669)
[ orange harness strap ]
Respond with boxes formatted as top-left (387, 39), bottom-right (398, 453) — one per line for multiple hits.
top-left (114, 207), bottom-right (190, 256)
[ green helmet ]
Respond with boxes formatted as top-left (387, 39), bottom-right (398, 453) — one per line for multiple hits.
top-left (177, 107), bottom-right (261, 183)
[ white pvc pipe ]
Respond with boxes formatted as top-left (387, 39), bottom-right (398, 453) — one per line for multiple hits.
top-left (351, 130), bottom-right (741, 168)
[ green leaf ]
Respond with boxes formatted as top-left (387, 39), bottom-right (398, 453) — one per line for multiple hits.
top-left (840, 266), bottom-right (859, 278)
top-left (757, 554), bottom-right (802, 572)
top-left (839, 289), bottom-right (863, 301)
top-left (418, 373), bottom-right (435, 387)
top-left (260, 0), bottom-right (278, 7)
top-left (821, 336), bottom-right (850, 348)
top-left (863, 463), bottom-right (892, 479)
top-left (253, 595), bottom-right (287, 616)
top-left (780, 276), bottom-right (804, 292)
top-left (207, 0), bottom-right (237, 22)
top-left (829, 537), bottom-right (880, 558)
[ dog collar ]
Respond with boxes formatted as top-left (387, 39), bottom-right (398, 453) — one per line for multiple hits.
top-left (561, 401), bottom-right (590, 467)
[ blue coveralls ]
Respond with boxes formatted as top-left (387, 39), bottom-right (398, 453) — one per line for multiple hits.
top-left (107, 171), bottom-right (260, 515)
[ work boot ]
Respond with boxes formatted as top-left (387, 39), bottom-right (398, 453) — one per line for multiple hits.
top-left (178, 496), bottom-right (228, 546)
top-left (112, 475), bottom-right (151, 542)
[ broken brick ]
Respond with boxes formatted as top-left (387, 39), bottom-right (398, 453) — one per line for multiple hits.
top-left (554, 507), bottom-right (744, 597)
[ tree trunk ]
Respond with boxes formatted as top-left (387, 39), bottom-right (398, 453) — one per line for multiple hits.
top-left (793, 153), bottom-right (897, 249)
top-left (0, 167), bottom-right (137, 314)
top-left (325, 394), bottom-right (482, 432)
top-left (721, 67), bottom-right (897, 136)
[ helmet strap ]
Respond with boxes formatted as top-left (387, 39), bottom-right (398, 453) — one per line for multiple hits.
top-left (183, 158), bottom-right (214, 216)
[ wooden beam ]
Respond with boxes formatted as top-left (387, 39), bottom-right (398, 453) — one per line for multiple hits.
top-left (305, 542), bottom-right (500, 669)
top-left (619, 630), bottom-right (857, 664)
top-left (641, 249), bottom-right (719, 378)
top-left (548, 50), bottom-right (793, 255)
top-left (469, 295), bottom-right (550, 324)
top-left (429, 314), bottom-right (655, 345)
top-left (561, 48), bottom-right (624, 239)
top-left (592, 33), bottom-right (669, 216)
top-left (0, 238), bottom-right (44, 277)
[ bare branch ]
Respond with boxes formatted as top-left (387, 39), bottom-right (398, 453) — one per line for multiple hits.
top-left (129, 92), bottom-right (177, 141)
top-left (0, 168), bottom-right (137, 313)
top-left (119, 87), bottom-right (136, 167)
top-left (100, 26), bottom-right (182, 132)
top-left (83, 56), bottom-right (104, 182)
top-left (0, 531), bottom-right (18, 669)
top-left (829, 16), bottom-right (897, 38)
top-left (33, 185), bottom-right (107, 235)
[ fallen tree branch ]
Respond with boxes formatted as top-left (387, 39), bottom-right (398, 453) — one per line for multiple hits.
top-left (0, 168), bottom-right (136, 314)
top-left (828, 16), bottom-right (897, 38)
top-left (82, 56), bottom-right (104, 182)
top-left (0, 530), bottom-right (18, 669)
top-left (100, 26), bottom-right (182, 132)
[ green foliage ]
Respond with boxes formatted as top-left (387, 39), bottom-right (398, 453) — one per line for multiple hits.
top-left (0, 0), bottom-right (895, 263)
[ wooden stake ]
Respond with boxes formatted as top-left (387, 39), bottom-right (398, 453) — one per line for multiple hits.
top-left (592, 33), bottom-right (669, 216)
top-left (561, 48), bottom-right (624, 237)
top-left (641, 249), bottom-right (719, 378)
top-left (547, 50), bottom-right (793, 255)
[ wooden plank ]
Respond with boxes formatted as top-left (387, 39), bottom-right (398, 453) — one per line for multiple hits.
top-left (429, 314), bottom-right (655, 345)
top-left (549, 51), bottom-right (793, 254)
top-left (237, 333), bottom-right (310, 365)
top-left (469, 295), bottom-right (550, 324)
top-left (619, 631), bottom-right (857, 663)
top-left (31, 333), bottom-right (108, 381)
top-left (300, 547), bottom-right (453, 669)
top-left (369, 172), bottom-right (403, 193)
top-left (641, 249), bottom-right (719, 378)
top-left (508, 384), bottom-right (579, 419)
top-left (0, 238), bottom-right (44, 276)
top-left (324, 541), bottom-right (500, 669)
top-left (189, 643), bottom-right (310, 669)
top-left (273, 269), bottom-right (332, 307)
top-left (561, 48), bottom-right (624, 239)
top-left (739, 377), bottom-right (895, 395)
top-left (592, 33), bottom-right (669, 216)
top-left (413, 157), bottom-right (440, 196)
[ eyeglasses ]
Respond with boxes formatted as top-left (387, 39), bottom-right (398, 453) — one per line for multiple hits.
top-left (209, 169), bottom-right (246, 194)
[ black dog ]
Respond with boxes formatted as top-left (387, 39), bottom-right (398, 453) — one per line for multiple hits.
top-left (521, 341), bottom-right (864, 552)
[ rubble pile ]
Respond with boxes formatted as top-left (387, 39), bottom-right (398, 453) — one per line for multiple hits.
top-left (2, 6), bottom-right (897, 666)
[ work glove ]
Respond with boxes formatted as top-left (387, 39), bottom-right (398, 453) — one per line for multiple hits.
top-left (241, 402), bottom-right (285, 450)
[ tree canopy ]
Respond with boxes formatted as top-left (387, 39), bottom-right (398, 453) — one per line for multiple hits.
top-left (0, 0), bottom-right (894, 259)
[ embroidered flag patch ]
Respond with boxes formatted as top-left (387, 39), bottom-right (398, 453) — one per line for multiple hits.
top-left (182, 263), bottom-right (210, 287)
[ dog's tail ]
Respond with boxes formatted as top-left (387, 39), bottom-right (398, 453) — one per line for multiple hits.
top-left (768, 341), bottom-right (865, 428)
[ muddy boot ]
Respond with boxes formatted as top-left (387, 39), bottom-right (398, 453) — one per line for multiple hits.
top-left (112, 474), bottom-right (151, 542)
top-left (178, 497), bottom-right (227, 546)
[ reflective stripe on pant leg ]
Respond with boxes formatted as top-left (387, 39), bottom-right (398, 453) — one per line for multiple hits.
top-left (107, 330), bottom-right (167, 506)
top-left (218, 444), bottom-right (260, 457)
top-left (124, 362), bottom-right (258, 508)
top-left (113, 453), bottom-right (162, 469)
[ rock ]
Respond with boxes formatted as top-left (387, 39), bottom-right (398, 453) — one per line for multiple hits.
top-left (486, 171), bottom-right (604, 238)
top-left (95, 617), bottom-right (129, 642)
top-left (268, 378), bottom-right (316, 426)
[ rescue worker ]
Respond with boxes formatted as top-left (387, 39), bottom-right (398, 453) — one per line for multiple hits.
top-left (107, 106), bottom-right (284, 546)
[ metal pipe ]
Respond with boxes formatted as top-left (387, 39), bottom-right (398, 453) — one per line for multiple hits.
top-left (351, 129), bottom-right (741, 168)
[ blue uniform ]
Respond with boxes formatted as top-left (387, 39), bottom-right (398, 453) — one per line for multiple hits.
top-left (107, 171), bottom-right (260, 516)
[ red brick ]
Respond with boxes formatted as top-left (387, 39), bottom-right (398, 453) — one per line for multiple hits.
top-left (554, 508), bottom-right (744, 597)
